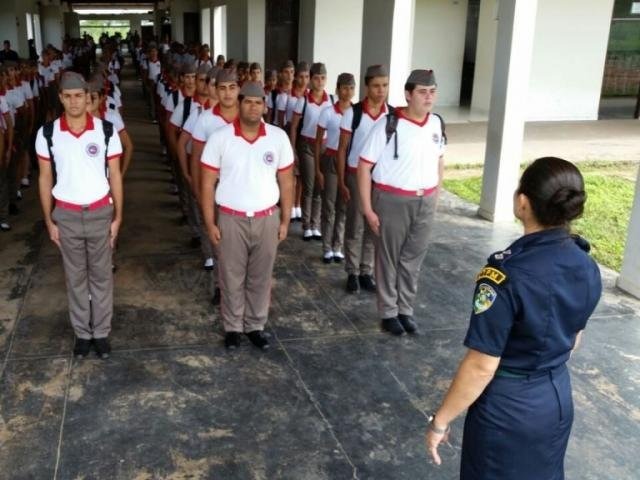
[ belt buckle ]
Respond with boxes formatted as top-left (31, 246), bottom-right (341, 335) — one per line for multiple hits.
top-left (82, 204), bottom-right (90, 211)
top-left (416, 189), bottom-right (424, 197)
top-left (246, 211), bottom-right (255, 218)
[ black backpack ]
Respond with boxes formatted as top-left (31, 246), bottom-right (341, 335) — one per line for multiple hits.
top-left (43, 119), bottom-right (114, 182)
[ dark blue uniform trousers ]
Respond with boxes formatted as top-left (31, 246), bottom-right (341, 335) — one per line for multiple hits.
top-left (461, 364), bottom-right (573, 480)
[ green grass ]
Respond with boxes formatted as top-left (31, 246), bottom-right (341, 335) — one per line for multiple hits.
top-left (443, 163), bottom-right (638, 271)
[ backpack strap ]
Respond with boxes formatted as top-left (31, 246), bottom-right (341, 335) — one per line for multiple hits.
top-left (43, 121), bottom-right (56, 181)
top-left (172, 89), bottom-right (179, 108)
top-left (432, 112), bottom-right (447, 145)
top-left (297, 95), bottom-right (308, 135)
top-left (385, 108), bottom-right (399, 159)
top-left (270, 89), bottom-right (279, 124)
top-left (346, 102), bottom-right (364, 157)
top-left (182, 96), bottom-right (192, 128)
top-left (329, 94), bottom-right (335, 105)
top-left (102, 119), bottom-right (114, 178)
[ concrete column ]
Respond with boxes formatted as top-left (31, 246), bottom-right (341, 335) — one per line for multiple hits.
top-left (478, 0), bottom-right (538, 222)
top-left (617, 169), bottom-right (640, 298)
top-left (361, 0), bottom-right (414, 106)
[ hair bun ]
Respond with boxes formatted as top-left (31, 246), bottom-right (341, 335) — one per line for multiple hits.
top-left (548, 187), bottom-right (586, 223)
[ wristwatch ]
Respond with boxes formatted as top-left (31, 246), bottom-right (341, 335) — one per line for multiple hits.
top-left (428, 413), bottom-right (449, 435)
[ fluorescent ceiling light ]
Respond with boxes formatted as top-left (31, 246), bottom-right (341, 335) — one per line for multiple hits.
top-left (74, 8), bottom-right (152, 15)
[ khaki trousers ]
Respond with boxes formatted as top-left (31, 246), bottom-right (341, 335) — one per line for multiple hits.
top-left (373, 189), bottom-right (437, 318)
top-left (52, 204), bottom-right (114, 339)
top-left (218, 210), bottom-right (280, 332)
top-left (344, 172), bottom-right (374, 276)
top-left (320, 154), bottom-right (346, 254)
top-left (297, 141), bottom-right (321, 231)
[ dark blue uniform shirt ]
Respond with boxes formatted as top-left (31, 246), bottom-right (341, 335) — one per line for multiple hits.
top-left (464, 227), bottom-right (602, 372)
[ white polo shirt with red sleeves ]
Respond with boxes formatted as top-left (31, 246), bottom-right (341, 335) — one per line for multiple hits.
top-left (200, 119), bottom-right (294, 213)
top-left (191, 104), bottom-right (237, 144)
top-left (35, 113), bottom-right (123, 205)
top-left (339, 98), bottom-right (390, 172)
top-left (293, 91), bottom-right (333, 143)
top-left (317, 103), bottom-right (349, 156)
top-left (284, 91), bottom-right (305, 126)
top-left (102, 109), bottom-right (125, 134)
top-left (359, 109), bottom-right (445, 191)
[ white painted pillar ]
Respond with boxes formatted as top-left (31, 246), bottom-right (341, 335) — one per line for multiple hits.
top-left (478, 0), bottom-right (538, 222)
top-left (360, 0), bottom-right (414, 105)
top-left (617, 169), bottom-right (640, 299)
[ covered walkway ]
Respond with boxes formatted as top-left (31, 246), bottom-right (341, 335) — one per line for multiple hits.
top-left (1, 62), bottom-right (639, 479)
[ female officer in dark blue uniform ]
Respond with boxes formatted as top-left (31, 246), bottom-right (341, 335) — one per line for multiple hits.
top-left (425, 157), bottom-right (602, 479)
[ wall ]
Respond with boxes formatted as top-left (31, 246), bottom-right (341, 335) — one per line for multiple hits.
top-left (170, 0), bottom-right (199, 43)
top-left (470, 0), bottom-right (498, 115)
top-left (0, 12), bottom-right (19, 54)
top-left (471, 0), bottom-right (614, 120)
top-left (412, 0), bottom-right (468, 106)
top-left (527, 0), bottom-right (615, 120)
top-left (312, 0), bottom-right (363, 94)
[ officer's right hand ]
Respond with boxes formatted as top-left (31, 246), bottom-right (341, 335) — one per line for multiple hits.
top-left (207, 225), bottom-right (221, 245)
top-left (339, 184), bottom-right (350, 203)
top-left (316, 171), bottom-right (325, 191)
top-left (47, 220), bottom-right (61, 248)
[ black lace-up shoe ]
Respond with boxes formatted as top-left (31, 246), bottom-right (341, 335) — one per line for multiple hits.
top-left (398, 314), bottom-right (418, 334)
top-left (93, 337), bottom-right (111, 359)
top-left (246, 330), bottom-right (270, 350)
top-left (358, 274), bottom-right (376, 293)
top-left (381, 317), bottom-right (405, 336)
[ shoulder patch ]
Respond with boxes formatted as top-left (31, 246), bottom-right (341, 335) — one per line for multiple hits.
top-left (474, 283), bottom-right (497, 314)
top-left (476, 266), bottom-right (507, 285)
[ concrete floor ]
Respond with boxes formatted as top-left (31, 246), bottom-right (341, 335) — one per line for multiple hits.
top-left (1, 65), bottom-right (639, 479)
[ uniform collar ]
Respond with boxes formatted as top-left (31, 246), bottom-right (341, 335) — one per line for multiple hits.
top-left (60, 113), bottom-right (95, 138)
top-left (511, 227), bottom-right (571, 250)
top-left (233, 118), bottom-right (266, 144)
top-left (396, 107), bottom-right (429, 127)
top-left (306, 90), bottom-right (328, 105)
top-left (363, 97), bottom-right (387, 120)
top-left (213, 104), bottom-right (236, 124)
top-left (334, 102), bottom-right (351, 115)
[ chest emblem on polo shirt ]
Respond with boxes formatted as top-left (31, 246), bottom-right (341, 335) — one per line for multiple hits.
top-left (86, 143), bottom-right (100, 157)
top-left (263, 151), bottom-right (275, 166)
top-left (473, 283), bottom-right (497, 315)
top-left (432, 133), bottom-right (440, 144)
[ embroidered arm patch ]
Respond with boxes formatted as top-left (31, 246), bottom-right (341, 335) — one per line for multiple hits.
top-left (476, 267), bottom-right (507, 285)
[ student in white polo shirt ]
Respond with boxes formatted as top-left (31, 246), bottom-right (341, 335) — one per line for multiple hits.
top-left (272, 60), bottom-right (295, 128)
top-left (190, 68), bottom-right (239, 196)
top-left (36, 72), bottom-right (123, 359)
top-left (315, 72), bottom-right (355, 263)
top-left (337, 64), bottom-right (392, 294)
top-left (289, 62), bottom-right (333, 241)
top-left (200, 82), bottom-right (294, 351)
top-left (358, 69), bottom-right (445, 336)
